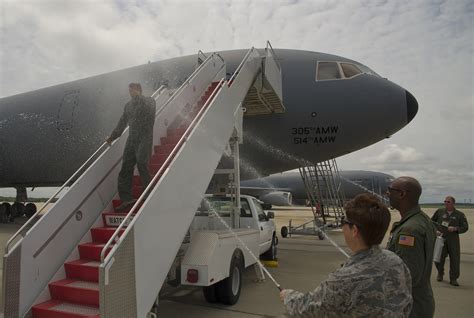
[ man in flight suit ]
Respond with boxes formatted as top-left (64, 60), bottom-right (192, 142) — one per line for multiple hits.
top-left (431, 196), bottom-right (469, 286)
top-left (386, 176), bottom-right (436, 318)
top-left (106, 83), bottom-right (156, 211)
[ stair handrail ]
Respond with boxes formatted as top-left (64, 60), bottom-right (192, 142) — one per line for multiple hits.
top-left (100, 77), bottom-right (226, 264)
top-left (266, 41), bottom-right (281, 73)
top-left (153, 53), bottom-right (220, 119)
top-left (228, 47), bottom-right (256, 86)
top-left (3, 84), bottom-right (171, 256)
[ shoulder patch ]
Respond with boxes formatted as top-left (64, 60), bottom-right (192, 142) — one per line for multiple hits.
top-left (398, 235), bottom-right (415, 247)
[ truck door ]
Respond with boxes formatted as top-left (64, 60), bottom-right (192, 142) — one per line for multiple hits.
top-left (252, 198), bottom-right (272, 253)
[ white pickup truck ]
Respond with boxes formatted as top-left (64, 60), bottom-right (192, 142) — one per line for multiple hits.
top-left (168, 194), bottom-right (277, 305)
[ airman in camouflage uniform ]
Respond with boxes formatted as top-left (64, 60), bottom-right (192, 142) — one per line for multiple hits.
top-left (431, 196), bottom-right (469, 286)
top-left (107, 83), bottom-right (156, 210)
top-left (386, 177), bottom-right (436, 318)
top-left (281, 246), bottom-right (412, 317)
top-left (281, 194), bottom-right (413, 318)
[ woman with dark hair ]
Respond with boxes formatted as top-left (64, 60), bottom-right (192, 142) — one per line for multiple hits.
top-left (280, 194), bottom-right (413, 317)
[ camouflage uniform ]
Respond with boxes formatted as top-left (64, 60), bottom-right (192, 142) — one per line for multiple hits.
top-left (387, 206), bottom-right (436, 318)
top-left (431, 208), bottom-right (469, 281)
top-left (110, 95), bottom-right (156, 202)
top-left (282, 246), bottom-right (413, 317)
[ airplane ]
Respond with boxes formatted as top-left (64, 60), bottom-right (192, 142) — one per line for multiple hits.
top-left (0, 48), bottom-right (418, 219)
top-left (240, 170), bottom-right (395, 206)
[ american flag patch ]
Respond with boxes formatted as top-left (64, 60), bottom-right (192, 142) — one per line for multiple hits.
top-left (398, 235), bottom-right (415, 247)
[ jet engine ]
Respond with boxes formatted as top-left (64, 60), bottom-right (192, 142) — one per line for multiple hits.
top-left (260, 191), bottom-right (293, 206)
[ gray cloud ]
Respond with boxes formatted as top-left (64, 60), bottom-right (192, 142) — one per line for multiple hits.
top-left (0, 0), bottom-right (472, 202)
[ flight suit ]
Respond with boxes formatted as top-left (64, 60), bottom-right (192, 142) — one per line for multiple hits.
top-left (431, 208), bottom-right (469, 281)
top-left (110, 95), bottom-right (156, 202)
top-left (282, 246), bottom-right (413, 317)
top-left (387, 206), bottom-right (436, 318)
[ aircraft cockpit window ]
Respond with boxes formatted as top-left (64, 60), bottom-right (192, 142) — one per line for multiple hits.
top-left (316, 62), bottom-right (341, 81)
top-left (341, 63), bottom-right (362, 78)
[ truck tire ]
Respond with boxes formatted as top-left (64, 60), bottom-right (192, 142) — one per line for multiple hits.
top-left (217, 251), bottom-right (243, 305)
top-left (261, 234), bottom-right (277, 260)
top-left (203, 284), bottom-right (218, 303)
top-left (281, 226), bottom-right (288, 238)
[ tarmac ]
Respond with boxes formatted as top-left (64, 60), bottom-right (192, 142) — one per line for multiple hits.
top-left (0, 206), bottom-right (473, 317)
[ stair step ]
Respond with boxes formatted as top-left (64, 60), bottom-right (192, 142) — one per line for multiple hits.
top-left (154, 143), bottom-right (176, 155)
top-left (133, 175), bottom-right (142, 186)
top-left (149, 163), bottom-right (163, 175)
top-left (90, 226), bottom-right (124, 243)
top-left (32, 300), bottom-right (99, 318)
top-left (78, 242), bottom-right (113, 261)
top-left (160, 134), bottom-right (183, 145)
top-left (64, 260), bottom-right (99, 282)
top-left (112, 199), bottom-right (143, 212)
top-left (102, 212), bottom-right (136, 227)
top-left (150, 153), bottom-right (169, 165)
top-left (49, 279), bottom-right (99, 307)
top-left (132, 185), bottom-right (143, 199)
top-left (166, 127), bottom-right (187, 137)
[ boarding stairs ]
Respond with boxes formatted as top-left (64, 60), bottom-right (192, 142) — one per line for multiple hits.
top-left (282, 160), bottom-right (345, 239)
top-left (2, 43), bottom-right (284, 318)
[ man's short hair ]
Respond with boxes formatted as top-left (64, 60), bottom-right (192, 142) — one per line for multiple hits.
top-left (129, 82), bottom-right (142, 93)
top-left (446, 196), bottom-right (455, 204)
top-left (344, 193), bottom-right (391, 246)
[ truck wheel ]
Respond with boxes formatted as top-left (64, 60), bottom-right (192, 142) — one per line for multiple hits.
top-left (281, 226), bottom-right (288, 238)
top-left (203, 284), bottom-right (218, 303)
top-left (261, 235), bottom-right (277, 260)
top-left (217, 252), bottom-right (243, 305)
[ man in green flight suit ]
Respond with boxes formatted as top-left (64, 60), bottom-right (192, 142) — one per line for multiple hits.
top-left (431, 196), bottom-right (469, 286)
top-left (106, 83), bottom-right (156, 211)
top-left (386, 176), bottom-right (436, 318)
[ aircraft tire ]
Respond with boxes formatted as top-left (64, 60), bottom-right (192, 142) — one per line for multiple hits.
top-left (217, 250), bottom-right (243, 305)
top-left (11, 202), bottom-right (25, 218)
top-left (281, 226), bottom-right (288, 238)
top-left (202, 284), bottom-right (218, 303)
top-left (0, 203), bottom-right (11, 223)
top-left (24, 203), bottom-right (37, 218)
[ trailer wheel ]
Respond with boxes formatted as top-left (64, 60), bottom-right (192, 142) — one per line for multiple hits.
top-left (281, 226), bottom-right (288, 238)
top-left (202, 284), bottom-right (218, 303)
top-left (318, 231), bottom-right (325, 240)
top-left (217, 251), bottom-right (243, 305)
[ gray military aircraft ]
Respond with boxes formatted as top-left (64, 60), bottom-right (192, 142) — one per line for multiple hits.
top-left (241, 170), bottom-right (395, 206)
top-left (0, 48), bottom-right (417, 218)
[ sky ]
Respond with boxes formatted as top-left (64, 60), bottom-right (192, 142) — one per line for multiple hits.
top-left (0, 0), bottom-right (472, 203)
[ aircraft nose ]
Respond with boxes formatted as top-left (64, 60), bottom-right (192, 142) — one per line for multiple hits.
top-left (406, 90), bottom-right (418, 124)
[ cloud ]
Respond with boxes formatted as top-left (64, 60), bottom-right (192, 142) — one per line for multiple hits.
top-left (0, 0), bottom-right (472, 203)
top-left (362, 144), bottom-right (424, 165)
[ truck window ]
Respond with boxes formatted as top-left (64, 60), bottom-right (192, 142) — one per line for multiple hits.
top-left (252, 199), bottom-right (267, 221)
top-left (240, 199), bottom-right (252, 217)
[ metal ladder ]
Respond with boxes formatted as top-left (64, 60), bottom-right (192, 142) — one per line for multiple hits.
top-left (281, 159), bottom-right (345, 239)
